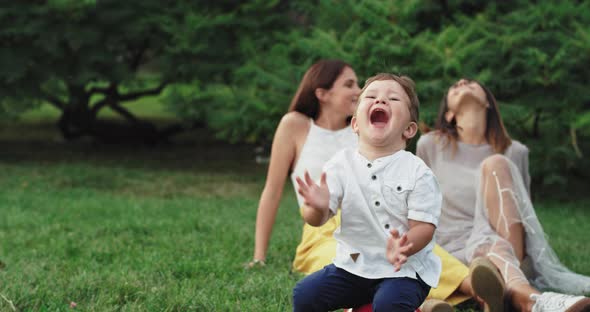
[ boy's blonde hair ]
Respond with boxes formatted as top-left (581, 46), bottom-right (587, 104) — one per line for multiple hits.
top-left (356, 73), bottom-right (420, 125)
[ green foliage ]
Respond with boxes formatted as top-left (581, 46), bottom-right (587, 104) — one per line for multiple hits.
top-left (169, 0), bottom-right (589, 192)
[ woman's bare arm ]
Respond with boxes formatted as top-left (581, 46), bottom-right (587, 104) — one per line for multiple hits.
top-left (252, 113), bottom-right (309, 262)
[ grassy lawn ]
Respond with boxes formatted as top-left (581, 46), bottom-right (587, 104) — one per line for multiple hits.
top-left (0, 121), bottom-right (589, 311)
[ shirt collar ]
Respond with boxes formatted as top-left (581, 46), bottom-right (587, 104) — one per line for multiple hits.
top-left (355, 149), bottom-right (405, 168)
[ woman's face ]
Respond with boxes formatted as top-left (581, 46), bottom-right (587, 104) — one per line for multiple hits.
top-left (446, 78), bottom-right (488, 114)
top-left (323, 67), bottom-right (361, 116)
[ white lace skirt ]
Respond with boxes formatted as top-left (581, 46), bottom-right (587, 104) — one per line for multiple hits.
top-left (460, 156), bottom-right (590, 294)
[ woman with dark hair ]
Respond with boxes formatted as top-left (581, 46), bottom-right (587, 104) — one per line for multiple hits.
top-left (417, 78), bottom-right (590, 312)
top-left (249, 59), bottom-right (362, 273)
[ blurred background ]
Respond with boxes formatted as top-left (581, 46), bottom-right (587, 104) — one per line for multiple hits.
top-left (1, 0), bottom-right (588, 195)
top-left (0, 1), bottom-right (589, 310)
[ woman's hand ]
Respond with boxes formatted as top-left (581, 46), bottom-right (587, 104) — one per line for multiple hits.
top-left (244, 259), bottom-right (266, 269)
top-left (386, 229), bottom-right (413, 271)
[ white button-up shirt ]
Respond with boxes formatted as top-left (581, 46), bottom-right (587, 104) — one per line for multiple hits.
top-left (325, 148), bottom-right (442, 287)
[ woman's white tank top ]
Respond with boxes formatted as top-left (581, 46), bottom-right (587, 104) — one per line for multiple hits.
top-left (290, 119), bottom-right (358, 208)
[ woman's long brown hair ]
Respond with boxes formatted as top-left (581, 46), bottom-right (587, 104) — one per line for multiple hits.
top-left (434, 78), bottom-right (511, 154)
top-left (288, 59), bottom-right (351, 119)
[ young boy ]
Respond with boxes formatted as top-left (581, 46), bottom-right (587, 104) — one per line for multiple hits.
top-left (292, 73), bottom-right (442, 312)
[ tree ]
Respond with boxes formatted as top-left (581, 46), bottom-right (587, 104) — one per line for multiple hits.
top-left (0, 0), bottom-right (260, 143)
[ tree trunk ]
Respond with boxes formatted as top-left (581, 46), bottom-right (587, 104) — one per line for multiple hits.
top-left (57, 94), bottom-right (95, 140)
top-left (56, 99), bottom-right (187, 145)
top-left (56, 82), bottom-right (190, 144)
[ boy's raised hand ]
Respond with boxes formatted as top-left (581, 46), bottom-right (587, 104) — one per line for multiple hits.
top-left (386, 228), bottom-right (413, 272)
top-left (295, 171), bottom-right (330, 212)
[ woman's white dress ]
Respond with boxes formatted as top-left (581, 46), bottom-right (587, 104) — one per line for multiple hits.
top-left (417, 132), bottom-right (590, 294)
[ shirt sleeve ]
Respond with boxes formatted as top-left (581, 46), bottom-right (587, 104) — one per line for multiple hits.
top-left (323, 157), bottom-right (344, 216)
top-left (407, 169), bottom-right (442, 226)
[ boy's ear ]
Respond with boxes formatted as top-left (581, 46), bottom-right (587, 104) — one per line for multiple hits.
top-left (351, 116), bottom-right (359, 134)
top-left (315, 88), bottom-right (328, 102)
top-left (403, 122), bottom-right (418, 140)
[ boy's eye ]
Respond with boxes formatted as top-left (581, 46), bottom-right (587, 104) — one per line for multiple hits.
top-left (365, 95), bottom-right (375, 99)
top-left (390, 98), bottom-right (399, 101)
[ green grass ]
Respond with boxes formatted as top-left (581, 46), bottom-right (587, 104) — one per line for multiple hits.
top-left (0, 137), bottom-right (302, 311)
top-left (0, 123), bottom-right (589, 311)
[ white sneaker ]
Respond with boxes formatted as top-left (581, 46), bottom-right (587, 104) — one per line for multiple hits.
top-left (531, 292), bottom-right (590, 312)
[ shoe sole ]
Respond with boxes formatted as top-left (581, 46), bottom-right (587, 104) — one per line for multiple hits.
top-left (420, 299), bottom-right (453, 312)
top-left (471, 257), bottom-right (505, 312)
top-left (566, 297), bottom-right (590, 312)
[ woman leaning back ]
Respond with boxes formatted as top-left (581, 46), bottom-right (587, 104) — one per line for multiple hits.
top-left (417, 78), bottom-right (590, 312)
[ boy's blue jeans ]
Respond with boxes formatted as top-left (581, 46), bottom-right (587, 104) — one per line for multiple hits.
top-left (292, 264), bottom-right (430, 312)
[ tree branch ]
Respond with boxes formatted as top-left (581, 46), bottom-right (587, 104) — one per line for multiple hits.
top-left (88, 86), bottom-right (111, 95)
top-left (90, 83), bottom-right (118, 114)
top-left (119, 82), bottom-right (168, 102)
top-left (90, 98), bottom-right (109, 115)
top-left (110, 103), bottom-right (140, 123)
top-left (42, 93), bottom-right (65, 110)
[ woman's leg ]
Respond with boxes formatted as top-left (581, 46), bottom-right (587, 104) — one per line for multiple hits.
top-left (482, 239), bottom-right (538, 311)
top-left (476, 155), bottom-right (590, 312)
top-left (427, 244), bottom-right (471, 305)
top-left (481, 155), bottom-right (526, 261)
top-left (479, 155), bottom-right (538, 311)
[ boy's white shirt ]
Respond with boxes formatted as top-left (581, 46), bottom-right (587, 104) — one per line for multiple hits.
top-left (324, 148), bottom-right (442, 288)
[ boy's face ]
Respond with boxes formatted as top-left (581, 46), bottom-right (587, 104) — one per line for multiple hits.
top-left (352, 80), bottom-right (417, 147)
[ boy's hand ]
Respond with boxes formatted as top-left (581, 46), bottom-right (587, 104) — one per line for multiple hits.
top-left (386, 229), bottom-right (413, 272)
top-left (296, 171), bottom-right (330, 212)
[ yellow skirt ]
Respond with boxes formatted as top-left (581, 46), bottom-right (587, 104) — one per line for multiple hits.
top-left (292, 211), bottom-right (470, 305)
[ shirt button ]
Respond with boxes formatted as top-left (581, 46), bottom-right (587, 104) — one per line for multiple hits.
top-left (367, 163), bottom-right (372, 168)
top-left (397, 186), bottom-right (402, 191)
top-left (384, 224), bottom-right (390, 229)
top-left (375, 201), bottom-right (380, 206)
top-left (371, 175), bottom-right (377, 180)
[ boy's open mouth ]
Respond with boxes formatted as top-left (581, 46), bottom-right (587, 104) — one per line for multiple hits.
top-left (369, 107), bottom-right (389, 127)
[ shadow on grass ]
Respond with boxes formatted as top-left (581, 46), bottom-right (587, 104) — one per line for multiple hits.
top-left (0, 119), bottom-right (270, 199)
top-left (0, 120), bottom-right (266, 176)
